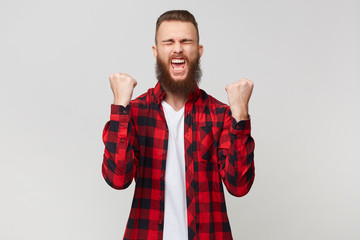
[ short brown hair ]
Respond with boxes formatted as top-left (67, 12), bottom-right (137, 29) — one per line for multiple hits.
top-left (155, 10), bottom-right (199, 44)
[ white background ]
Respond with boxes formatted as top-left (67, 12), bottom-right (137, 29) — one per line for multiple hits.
top-left (1, 0), bottom-right (359, 239)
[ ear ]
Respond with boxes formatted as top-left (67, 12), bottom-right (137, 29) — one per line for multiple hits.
top-left (152, 45), bottom-right (158, 59)
top-left (198, 44), bottom-right (204, 58)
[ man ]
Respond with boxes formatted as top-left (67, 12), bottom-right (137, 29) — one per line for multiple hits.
top-left (102, 10), bottom-right (255, 240)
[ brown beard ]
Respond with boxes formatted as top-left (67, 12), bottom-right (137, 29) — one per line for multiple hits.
top-left (155, 54), bottom-right (202, 97)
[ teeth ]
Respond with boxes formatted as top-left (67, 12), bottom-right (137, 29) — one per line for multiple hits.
top-left (172, 58), bottom-right (185, 64)
top-left (173, 67), bottom-right (183, 70)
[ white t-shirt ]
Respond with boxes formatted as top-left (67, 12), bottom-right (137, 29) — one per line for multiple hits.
top-left (161, 101), bottom-right (188, 240)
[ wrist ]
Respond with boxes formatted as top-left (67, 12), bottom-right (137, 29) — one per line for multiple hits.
top-left (231, 108), bottom-right (249, 122)
top-left (114, 98), bottom-right (130, 106)
top-left (232, 113), bottom-right (249, 122)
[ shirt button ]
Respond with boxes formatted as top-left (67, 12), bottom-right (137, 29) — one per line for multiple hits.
top-left (159, 220), bottom-right (163, 224)
top-left (160, 171), bottom-right (164, 178)
top-left (120, 139), bottom-right (125, 144)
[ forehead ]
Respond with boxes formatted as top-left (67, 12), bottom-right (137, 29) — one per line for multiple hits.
top-left (157, 21), bottom-right (198, 41)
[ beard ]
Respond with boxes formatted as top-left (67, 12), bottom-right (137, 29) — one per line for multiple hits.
top-left (155, 54), bottom-right (202, 97)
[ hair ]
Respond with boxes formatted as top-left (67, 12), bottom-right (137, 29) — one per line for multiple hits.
top-left (155, 10), bottom-right (199, 44)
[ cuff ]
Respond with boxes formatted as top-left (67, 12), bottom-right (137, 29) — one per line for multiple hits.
top-left (110, 104), bottom-right (130, 121)
top-left (231, 116), bottom-right (251, 135)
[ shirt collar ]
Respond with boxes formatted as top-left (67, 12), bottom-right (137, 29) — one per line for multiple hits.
top-left (154, 82), bottom-right (166, 103)
top-left (153, 82), bottom-right (201, 104)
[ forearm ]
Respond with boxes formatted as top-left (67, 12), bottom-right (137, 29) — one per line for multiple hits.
top-left (219, 116), bottom-right (255, 197)
top-left (102, 105), bottom-right (138, 189)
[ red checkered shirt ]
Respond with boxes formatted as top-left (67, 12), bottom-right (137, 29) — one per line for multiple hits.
top-left (102, 83), bottom-right (255, 240)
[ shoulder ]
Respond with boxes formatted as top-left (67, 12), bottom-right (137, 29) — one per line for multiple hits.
top-left (195, 89), bottom-right (231, 127)
top-left (131, 87), bottom-right (154, 103)
top-left (126, 88), bottom-right (155, 123)
top-left (198, 89), bottom-right (229, 112)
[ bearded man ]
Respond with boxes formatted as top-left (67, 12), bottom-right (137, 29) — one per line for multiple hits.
top-left (102, 10), bottom-right (255, 240)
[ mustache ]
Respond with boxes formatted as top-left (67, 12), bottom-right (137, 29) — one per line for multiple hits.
top-left (167, 54), bottom-right (190, 63)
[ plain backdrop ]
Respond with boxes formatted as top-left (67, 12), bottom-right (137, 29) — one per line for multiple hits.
top-left (1, 0), bottom-right (359, 239)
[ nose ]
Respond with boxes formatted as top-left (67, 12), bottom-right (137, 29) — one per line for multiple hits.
top-left (173, 41), bottom-right (183, 54)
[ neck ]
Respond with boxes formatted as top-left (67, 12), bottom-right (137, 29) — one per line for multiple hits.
top-left (163, 90), bottom-right (188, 111)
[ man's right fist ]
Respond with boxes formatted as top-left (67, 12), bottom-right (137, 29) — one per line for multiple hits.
top-left (109, 73), bottom-right (137, 106)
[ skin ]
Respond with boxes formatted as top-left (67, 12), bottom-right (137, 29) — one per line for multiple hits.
top-left (109, 20), bottom-right (253, 121)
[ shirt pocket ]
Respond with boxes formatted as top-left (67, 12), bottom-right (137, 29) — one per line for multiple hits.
top-left (198, 121), bottom-right (217, 163)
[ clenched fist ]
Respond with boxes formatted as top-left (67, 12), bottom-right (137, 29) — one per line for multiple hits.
top-left (109, 73), bottom-right (137, 106)
top-left (225, 78), bottom-right (254, 122)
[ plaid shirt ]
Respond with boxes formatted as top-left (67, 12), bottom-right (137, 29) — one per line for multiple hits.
top-left (102, 83), bottom-right (255, 240)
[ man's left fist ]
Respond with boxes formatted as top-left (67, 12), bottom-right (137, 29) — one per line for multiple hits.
top-left (225, 78), bottom-right (254, 121)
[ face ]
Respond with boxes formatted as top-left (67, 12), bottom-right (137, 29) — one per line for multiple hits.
top-left (153, 21), bottom-right (204, 84)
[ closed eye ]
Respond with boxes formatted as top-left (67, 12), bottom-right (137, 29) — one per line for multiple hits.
top-left (161, 39), bottom-right (194, 45)
top-left (181, 39), bottom-right (193, 44)
top-left (162, 39), bottom-right (175, 45)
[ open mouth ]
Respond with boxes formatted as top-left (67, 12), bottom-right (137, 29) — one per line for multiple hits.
top-left (171, 58), bottom-right (186, 73)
